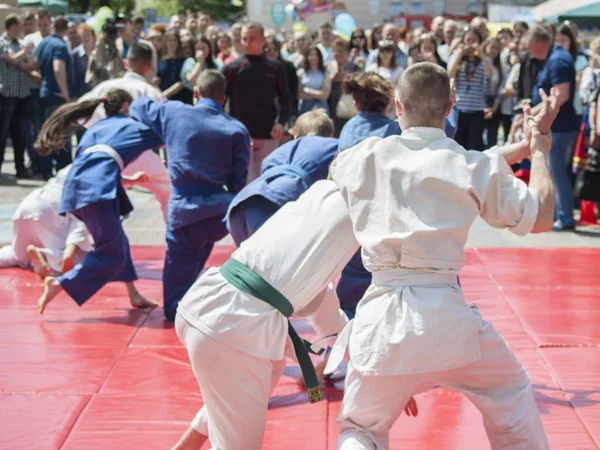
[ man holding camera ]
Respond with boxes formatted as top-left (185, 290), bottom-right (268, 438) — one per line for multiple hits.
top-left (86, 16), bottom-right (157, 87)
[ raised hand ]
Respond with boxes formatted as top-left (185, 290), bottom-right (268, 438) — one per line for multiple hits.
top-left (525, 100), bottom-right (552, 157)
top-left (534, 88), bottom-right (560, 135)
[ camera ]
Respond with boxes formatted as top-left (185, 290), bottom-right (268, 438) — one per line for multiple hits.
top-left (102, 18), bottom-right (124, 42)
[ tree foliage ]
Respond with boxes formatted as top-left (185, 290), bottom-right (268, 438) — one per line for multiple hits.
top-left (147, 0), bottom-right (246, 21)
top-left (69, 0), bottom-right (136, 15)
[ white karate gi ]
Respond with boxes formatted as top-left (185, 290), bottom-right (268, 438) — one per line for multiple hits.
top-left (175, 180), bottom-right (359, 450)
top-left (327, 128), bottom-right (549, 450)
top-left (78, 72), bottom-right (171, 219)
top-left (0, 166), bottom-right (92, 274)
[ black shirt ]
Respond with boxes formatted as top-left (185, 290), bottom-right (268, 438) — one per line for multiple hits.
top-left (223, 54), bottom-right (291, 139)
top-left (517, 52), bottom-right (546, 103)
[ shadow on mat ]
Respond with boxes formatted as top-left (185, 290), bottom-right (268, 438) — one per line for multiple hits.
top-left (44, 309), bottom-right (175, 330)
top-left (531, 383), bottom-right (600, 414)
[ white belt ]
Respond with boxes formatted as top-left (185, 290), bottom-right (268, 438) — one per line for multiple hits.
top-left (324, 271), bottom-right (459, 376)
top-left (372, 270), bottom-right (457, 287)
top-left (83, 144), bottom-right (124, 171)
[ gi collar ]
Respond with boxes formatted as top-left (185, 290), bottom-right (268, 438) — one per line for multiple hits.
top-left (400, 127), bottom-right (447, 141)
top-left (196, 98), bottom-right (224, 111)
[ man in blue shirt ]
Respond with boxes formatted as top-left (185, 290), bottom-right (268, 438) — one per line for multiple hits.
top-left (529, 25), bottom-right (579, 230)
top-left (35, 16), bottom-right (73, 179)
top-left (131, 70), bottom-right (251, 321)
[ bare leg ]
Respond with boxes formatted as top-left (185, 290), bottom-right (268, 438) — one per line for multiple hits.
top-left (61, 243), bottom-right (78, 274)
top-left (38, 277), bottom-right (63, 314)
top-left (125, 282), bottom-right (157, 309)
top-left (27, 245), bottom-right (50, 279)
top-left (171, 426), bottom-right (208, 450)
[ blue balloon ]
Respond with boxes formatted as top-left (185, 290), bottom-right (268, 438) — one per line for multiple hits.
top-left (290, 10), bottom-right (298, 20)
top-left (334, 13), bottom-right (357, 40)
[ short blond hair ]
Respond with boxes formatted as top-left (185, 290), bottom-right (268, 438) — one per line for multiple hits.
top-left (290, 109), bottom-right (334, 138)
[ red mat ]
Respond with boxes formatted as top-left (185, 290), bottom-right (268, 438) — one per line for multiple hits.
top-left (1, 247), bottom-right (599, 450)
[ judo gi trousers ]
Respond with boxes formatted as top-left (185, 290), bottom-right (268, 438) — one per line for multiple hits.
top-left (163, 216), bottom-right (228, 322)
top-left (58, 199), bottom-right (137, 305)
top-left (337, 320), bottom-right (549, 450)
top-left (0, 218), bottom-right (80, 274)
top-left (175, 313), bottom-right (286, 450)
top-left (227, 196), bottom-right (280, 247)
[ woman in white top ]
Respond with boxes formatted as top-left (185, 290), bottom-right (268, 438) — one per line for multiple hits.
top-left (366, 40), bottom-right (404, 118)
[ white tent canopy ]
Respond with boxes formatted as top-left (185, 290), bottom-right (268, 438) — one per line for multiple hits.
top-left (533, 0), bottom-right (600, 21)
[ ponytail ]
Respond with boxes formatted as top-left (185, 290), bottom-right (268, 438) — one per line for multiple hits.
top-left (35, 89), bottom-right (134, 156)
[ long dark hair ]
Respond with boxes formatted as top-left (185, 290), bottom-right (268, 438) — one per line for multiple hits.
top-left (350, 28), bottom-right (368, 54)
top-left (557, 24), bottom-right (578, 60)
top-left (198, 36), bottom-right (217, 69)
top-left (303, 45), bottom-right (325, 73)
top-left (35, 89), bottom-right (133, 156)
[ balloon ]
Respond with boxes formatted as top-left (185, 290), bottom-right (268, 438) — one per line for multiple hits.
top-left (285, 3), bottom-right (295, 16)
top-left (92, 6), bottom-right (114, 34)
top-left (293, 0), bottom-right (312, 13)
top-left (290, 11), bottom-right (299, 20)
top-left (334, 13), bottom-right (356, 40)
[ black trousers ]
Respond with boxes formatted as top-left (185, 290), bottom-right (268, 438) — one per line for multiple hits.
top-left (0, 94), bottom-right (30, 174)
top-left (455, 110), bottom-right (485, 151)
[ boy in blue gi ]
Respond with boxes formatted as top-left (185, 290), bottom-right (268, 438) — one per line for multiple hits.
top-left (225, 109), bottom-right (337, 246)
top-left (34, 89), bottom-right (164, 313)
top-left (130, 70), bottom-right (251, 322)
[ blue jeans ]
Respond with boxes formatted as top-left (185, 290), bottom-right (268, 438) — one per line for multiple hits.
top-left (26, 89), bottom-right (45, 169)
top-left (548, 130), bottom-right (578, 227)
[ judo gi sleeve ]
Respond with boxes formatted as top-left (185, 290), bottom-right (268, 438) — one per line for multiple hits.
top-left (299, 284), bottom-right (349, 342)
top-left (476, 152), bottom-right (540, 236)
top-left (130, 97), bottom-right (167, 142)
top-left (227, 130), bottom-right (252, 194)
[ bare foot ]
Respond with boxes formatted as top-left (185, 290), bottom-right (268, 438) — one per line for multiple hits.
top-left (61, 244), bottom-right (77, 274)
top-left (298, 357), bottom-right (328, 387)
top-left (27, 245), bottom-right (50, 279)
top-left (38, 277), bottom-right (63, 314)
top-left (126, 282), bottom-right (157, 309)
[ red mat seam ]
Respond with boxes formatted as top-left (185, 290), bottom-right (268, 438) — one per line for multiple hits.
top-left (58, 310), bottom-right (154, 450)
top-left (537, 349), bottom-right (600, 449)
top-left (53, 394), bottom-right (93, 450)
top-left (472, 248), bottom-right (539, 345)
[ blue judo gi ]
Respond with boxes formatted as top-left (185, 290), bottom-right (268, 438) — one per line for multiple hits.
top-left (58, 116), bottom-right (163, 305)
top-left (130, 97), bottom-right (251, 322)
top-left (225, 136), bottom-right (339, 246)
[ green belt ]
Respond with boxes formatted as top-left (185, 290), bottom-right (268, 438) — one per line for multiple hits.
top-left (220, 258), bottom-right (324, 403)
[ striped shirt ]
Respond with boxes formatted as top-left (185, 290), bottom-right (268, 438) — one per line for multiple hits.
top-left (452, 56), bottom-right (488, 113)
top-left (0, 35), bottom-right (31, 99)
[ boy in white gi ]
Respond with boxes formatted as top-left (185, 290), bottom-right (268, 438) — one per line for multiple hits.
top-left (173, 181), bottom-right (418, 450)
top-left (327, 62), bottom-right (556, 449)
top-left (0, 166), bottom-right (91, 277)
